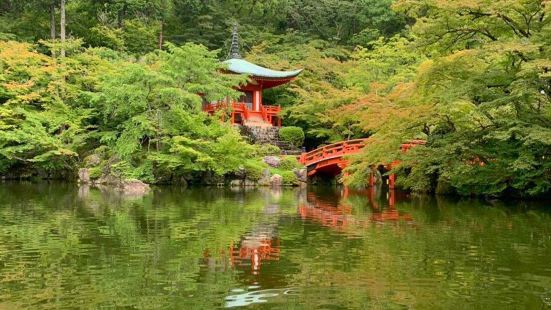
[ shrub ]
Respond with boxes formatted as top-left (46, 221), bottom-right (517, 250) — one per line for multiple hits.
top-left (256, 144), bottom-right (281, 156)
top-left (260, 144), bottom-right (281, 156)
top-left (89, 166), bottom-right (103, 179)
top-left (279, 126), bottom-right (305, 148)
top-left (88, 26), bottom-right (125, 50)
top-left (279, 156), bottom-right (302, 170)
top-left (280, 171), bottom-right (298, 185)
top-left (243, 160), bottom-right (266, 181)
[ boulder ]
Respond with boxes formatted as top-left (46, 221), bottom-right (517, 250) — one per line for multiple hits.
top-left (83, 154), bottom-right (101, 167)
top-left (263, 156), bottom-right (281, 168)
top-left (78, 168), bottom-right (90, 184)
top-left (95, 174), bottom-right (121, 185)
top-left (243, 179), bottom-right (257, 187)
top-left (293, 168), bottom-right (308, 183)
top-left (78, 185), bottom-right (90, 198)
top-left (258, 169), bottom-right (272, 186)
top-left (120, 179), bottom-right (150, 196)
top-left (270, 174), bottom-right (283, 187)
top-left (230, 179), bottom-right (243, 187)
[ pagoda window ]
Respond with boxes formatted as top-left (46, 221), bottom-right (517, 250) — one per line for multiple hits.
top-left (238, 91), bottom-right (253, 110)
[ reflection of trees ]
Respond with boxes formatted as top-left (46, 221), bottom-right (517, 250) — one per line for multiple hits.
top-left (1, 184), bottom-right (550, 308)
top-left (208, 188), bottom-right (302, 285)
top-left (282, 189), bottom-right (551, 309)
top-left (0, 184), bottom-right (293, 308)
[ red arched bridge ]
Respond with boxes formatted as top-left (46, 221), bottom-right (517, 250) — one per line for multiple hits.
top-left (298, 138), bottom-right (426, 187)
top-left (298, 139), bottom-right (368, 177)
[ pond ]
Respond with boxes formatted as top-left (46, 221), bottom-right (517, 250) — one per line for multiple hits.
top-left (0, 182), bottom-right (550, 309)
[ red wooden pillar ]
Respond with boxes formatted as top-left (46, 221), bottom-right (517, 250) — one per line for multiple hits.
top-left (389, 174), bottom-right (396, 190)
top-left (342, 182), bottom-right (349, 199)
top-left (369, 173), bottom-right (375, 187)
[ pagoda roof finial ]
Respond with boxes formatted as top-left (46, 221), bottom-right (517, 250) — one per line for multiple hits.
top-left (229, 23), bottom-right (241, 59)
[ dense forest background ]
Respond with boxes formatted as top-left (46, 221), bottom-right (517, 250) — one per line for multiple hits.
top-left (0, 0), bottom-right (550, 197)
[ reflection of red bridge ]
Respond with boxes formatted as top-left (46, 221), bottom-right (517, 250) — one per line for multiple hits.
top-left (299, 139), bottom-right (426, 187)
top-left (299, 191), bottom-right (413, 231)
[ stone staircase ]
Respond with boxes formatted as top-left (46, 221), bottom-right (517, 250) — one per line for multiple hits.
top-left (239, 125), bottom-right (302, 155)
top-left (243, 115), bottom-right (272, 128)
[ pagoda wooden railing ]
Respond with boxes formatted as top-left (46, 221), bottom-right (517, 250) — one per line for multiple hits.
top-left (263, 106), bottom-right (281, 114)
top-left (261, 106), bottom-right (268, 121)
top-left (203, 102), bottom-right (281, 125)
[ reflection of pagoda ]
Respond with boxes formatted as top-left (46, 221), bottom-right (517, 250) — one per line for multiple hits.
top-left (230, 196), bottom-right (282, 275)
top-left (229, 232), bottom-right (280, 275)
top-left (203, 26), bottom-right (302, 127)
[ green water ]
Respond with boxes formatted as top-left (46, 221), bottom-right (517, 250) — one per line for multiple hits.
top-left (0, 183), bottom-right (550, 309)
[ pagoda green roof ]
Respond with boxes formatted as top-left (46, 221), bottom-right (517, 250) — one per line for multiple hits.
top-left (224, 58), bottom-right (302, 79)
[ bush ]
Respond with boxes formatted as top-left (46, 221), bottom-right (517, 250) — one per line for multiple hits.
top-left (88, 26), bottom-right (125, 51)
top-left (280, 171), bottom-right (298, 185)
top-left (243, 160), bottom-right (266, 181)
top-left (256, 144), bottom-right (281, 156)
top-left (279, 156), bottom-right (302, 170)
top-left (88, 166), bottom-right (103, 179)
top-left (279, 126), bottom-right (305, 147)
top-left (122, 19), bottom-right (158, 54)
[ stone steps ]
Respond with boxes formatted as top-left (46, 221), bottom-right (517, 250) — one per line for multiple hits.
top-left (239, 125), bottom-right (302, 154)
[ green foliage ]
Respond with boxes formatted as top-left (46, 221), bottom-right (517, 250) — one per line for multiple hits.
top-left (0, 39), bottom-right (252, 182)
top-left (243, 159), bottom-right (266, 181)
top-left (0, 0), bottom-right (406, 52)
top-left (246, 38), bottom-right (364, 145)
top-left (0, 0), bottom-right (549, 196)
top-left (255, 144), bottom-right (281, 157)
top-left (0, 41), bottom-right (90, 173)
top-left (279, 156), bottom-right (302, 170)
top-left (121, 19), bottom-right (159, 54)
top-left (279, 126), bottom-right (305, 147)
top-left (280, 170), bottom-right (298, 185)
top-left (88, 26), bottom-right (125, 50)
top-left (344, 0), bottom-right (551, 197)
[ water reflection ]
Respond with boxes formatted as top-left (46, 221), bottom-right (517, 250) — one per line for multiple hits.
top-left (299, 188), bottom-right (414, 232)
top-left (225, 287), bottom-right (297, 308)
top-left (0, 182), bottom-right (550, 309)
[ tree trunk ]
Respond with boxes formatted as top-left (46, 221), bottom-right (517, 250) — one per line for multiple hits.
top-left (60, 0), bottom-right (66, 57)
top-left (158, 21), bottom-right (164, 49)
top-left (118, 4), bottom-right (126, 28)
top-left (50, 1), bottom-right (56, 39)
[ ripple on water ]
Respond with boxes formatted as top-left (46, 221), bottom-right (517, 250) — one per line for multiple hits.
top-left (224, 287), bottom-right (298, 308)
top-left (0, 185), bottom-right (550, 309)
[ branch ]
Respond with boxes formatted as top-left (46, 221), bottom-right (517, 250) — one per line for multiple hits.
top-left (444, 27), bottom-right (497, 42)
top-left (497, 13), bottom-right (531, 37)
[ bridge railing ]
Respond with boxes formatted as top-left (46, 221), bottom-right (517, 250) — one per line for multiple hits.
top-left (299, 138), bottom-right (368, 166)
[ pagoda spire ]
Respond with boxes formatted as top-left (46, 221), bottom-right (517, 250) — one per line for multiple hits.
top-left (229, 23), bottom-right (241, 59)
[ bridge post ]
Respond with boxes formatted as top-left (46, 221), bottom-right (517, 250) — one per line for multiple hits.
top-left (388, 174), bottom-right (396, 190)
top-left (369, 173), bottom-right (375, 187)
top-left (299, 153), bottom-right (306, 165)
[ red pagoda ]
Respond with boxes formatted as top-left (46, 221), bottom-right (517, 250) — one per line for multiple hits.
top-left (203, 27), bottom-right (302, 127)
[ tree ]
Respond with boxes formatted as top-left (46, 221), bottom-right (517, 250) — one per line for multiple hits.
top-left (60, 0), bottom-right (65, 57)
top-left (345, 0), bottom-right (551, 197)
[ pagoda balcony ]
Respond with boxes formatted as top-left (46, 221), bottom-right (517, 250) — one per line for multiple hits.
top-left (203, 102), bottom-right (282, 127)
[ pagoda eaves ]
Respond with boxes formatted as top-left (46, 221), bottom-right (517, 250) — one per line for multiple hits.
top-left (224, 58), bottom-right (302, 85)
